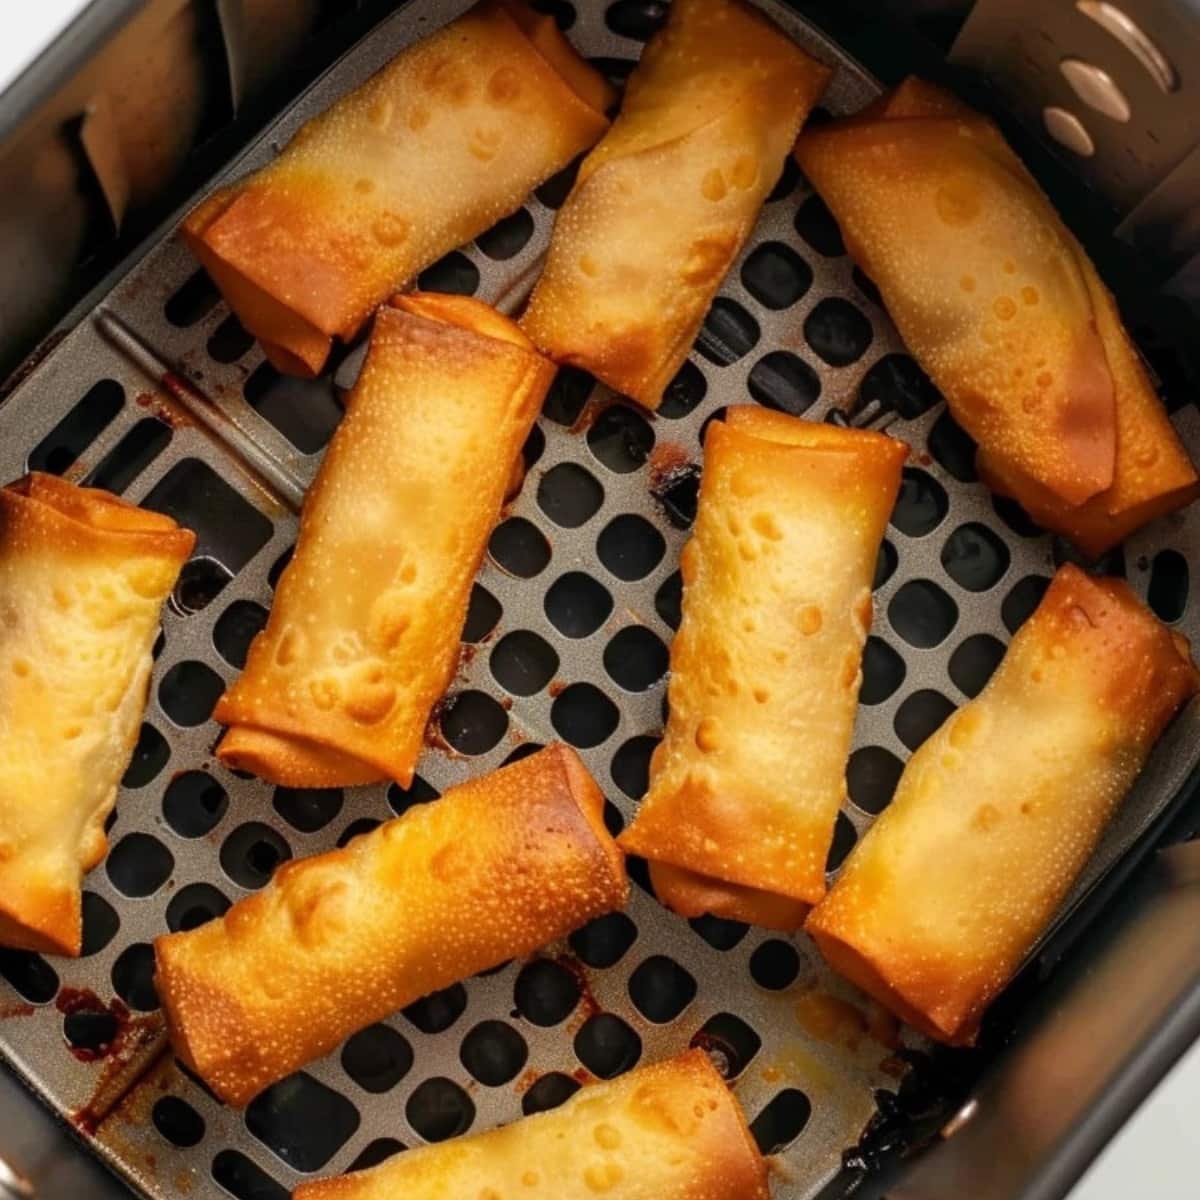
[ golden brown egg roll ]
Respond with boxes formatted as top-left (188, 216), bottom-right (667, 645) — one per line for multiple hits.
top-left (294, 1050), bottom-right (767, 1200)
top-left (184, 0), bottom-right (613, 376)
top-left (0, 474), bottom-right (194, 955)
top-left (807, 564), bottom-right (1200, 1045)
top-left (154, 744), bottom-right (627, 1106)
top-left (520, 0), bottom-right (831, 409)
top-left (794, 78), bottom-right (1197, 550)
top-left (618, 408), bottom-right (906, 928)
top-left (214, 293), bottom-right (555, 788)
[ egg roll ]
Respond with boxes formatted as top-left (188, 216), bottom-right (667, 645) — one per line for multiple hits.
top-left (184, 0), bottom-right (613, 377)
top-left (807, 564), bottom-right (1200, 1045)
top-left (794, 78), bottom-right (1197, 552)
top-left (0, 474), bottom-right (194, 955)
top-left (155, 744), bottom-right (626, 1106)
top-left (294, 1049), bottom-right (766, 1200)
top-left (520, 0), bottom-right (831, 409)
top-left (214, 293), bottom-right (555, 788)
top-left (618, 408), bottom-right (906, 928)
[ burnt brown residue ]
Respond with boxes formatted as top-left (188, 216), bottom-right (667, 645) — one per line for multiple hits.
top-left (499, 696), bottom-right (513, 711)
top-left (135, 388), bottom-right (191, 430)
top-left (94, 1054), bottom-right (181, 1180)
top-left (571, 1067), bottom-right (593, 1086)
top-left (548, 680), bottom-right (566, 698)
top-left (58, 988), bottom-right (169, 1135)
top-left (0, 1001), bottom-right (34, 1019)
top-left (556, 953), bottom-right (601, 1022)
top-left (515, 1068), bottom-right (540, 1095)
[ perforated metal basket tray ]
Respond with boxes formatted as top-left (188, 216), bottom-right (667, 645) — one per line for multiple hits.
top-left (1, 2), bottom-right (1199, 1198)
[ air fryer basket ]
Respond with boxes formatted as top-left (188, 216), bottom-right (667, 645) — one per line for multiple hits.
top-left (1, 2), bottom-right (1199, 1199)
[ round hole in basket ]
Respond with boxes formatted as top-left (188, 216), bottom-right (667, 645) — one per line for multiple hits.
top-left (942, 522), bottom-right (1011, 592)
top-left (574, 1012), bottom-right (642, 1078)
top-left (406, 1077), bottom-right (475, 1143)
top-left (748, 350), bottom-right (821, 416)
top-left (459, 1020), bottom-right (529, 1086)
top-left (79, 892), bottom-right (119, 958)
top-left (341, 1024), bottom-right (414, 1094)
top-left (804, 298), bottom-right (872, 367)
top-left (522, 1071), bottom-right (581, 1115)
top-left (514, 959), bottom-right (580, 1027)
top-left (658, 360), bottom-right (707, 420)
top-left (220, 822), bottom-right (292, 890)
top-left (949, 632), bottom-right (1007, 698)
top-left (111, 942), bottom-right (159, 1012)
top-left (162, 771), bottom-right (229, 839)
top-left (537, 461), bottom-right (605, 528)
top-left (490, 629), bottom-right (559, 695)
top-left (891, 468), bottom-right (949, 539)
top-left (437, 689), bottom-right (509, 754)
top-left (750, 939), bottom-right (803, 991)
top-left (605, 0), bottom-right (668, 41)
top-left (794, 193), bottom-right (844, 257)
top-left (348, 1139), bottom-right (406, 1172)
top-left (152, 1095), bottom-right (206, 1149)
top-left (628, 955), bottom-right (697, 1024)
top-left (742, 241), bottom-right (813, 311)
top-left (545, 572), bottom-right (613, 643)
top-left (403, 983), bottom-right (468, 1035)
top-left (569, 913), bottom-right (638, 969)
top-left (603, 625), bottom-right (668, 692)
top-left (587, 404), bottom-right (655, 474)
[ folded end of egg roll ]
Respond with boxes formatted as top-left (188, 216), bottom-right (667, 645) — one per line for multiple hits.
top-left (807, 564), bottom-right (1199, 1044)
top-left (0, 474), bottom-right (193, 955)
top-left (185, 0), bottom-right (611, 376)
top-left (294, 1050), bottom-right (768, 1200)
top-left (649, 861), bottom-right (811, 930)
top-left (214, 293), bottom-right (553, 788)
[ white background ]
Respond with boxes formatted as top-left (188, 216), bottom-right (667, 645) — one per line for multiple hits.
top-left (0, 4), bottom-right (1194, 1198)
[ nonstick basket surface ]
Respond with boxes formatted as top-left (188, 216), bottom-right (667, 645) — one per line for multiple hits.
top-left (1, 2), bottom-right (1199, 1198)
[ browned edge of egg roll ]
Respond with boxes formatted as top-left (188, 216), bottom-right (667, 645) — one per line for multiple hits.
top-left (292, 1050), bottom-right (768, 1200)
top-left (0, 474), bottom-right (194, 954)
top-left (807, 563), bottom-right (1200, 1044)
top-left (184, 0), bottom-right (614, 376)
top-left (619, 407), bottom-right (907, 929)
top-left (521, 0), bottom-right (831, 409)
top-left (214, 293), bottom-right (555, 788)
top-left (794, 77), bottom-right (1197, 554)
top-left (154, 743), bottom-right (628, 1106)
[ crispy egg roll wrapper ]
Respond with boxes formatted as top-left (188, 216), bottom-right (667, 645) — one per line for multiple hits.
top-left (184, 0), bottom-right (613, 376)
top-left (795, 77), bottom-right (1197, 534)
top-left (807, 564), bottom-right (1200, 1045)
top-left (619, 408), bottom-right (906, 927)
top-left (520, 0), bottom-right (831, 409)
top-left (0, 475), bottom-right (193, 955)
top-left (155, 744), bottom-right (627, 1106)
top-left (294, 1050), bottom-right (767, 1200)
top-left (214, 294), bottom-right (555, 787)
